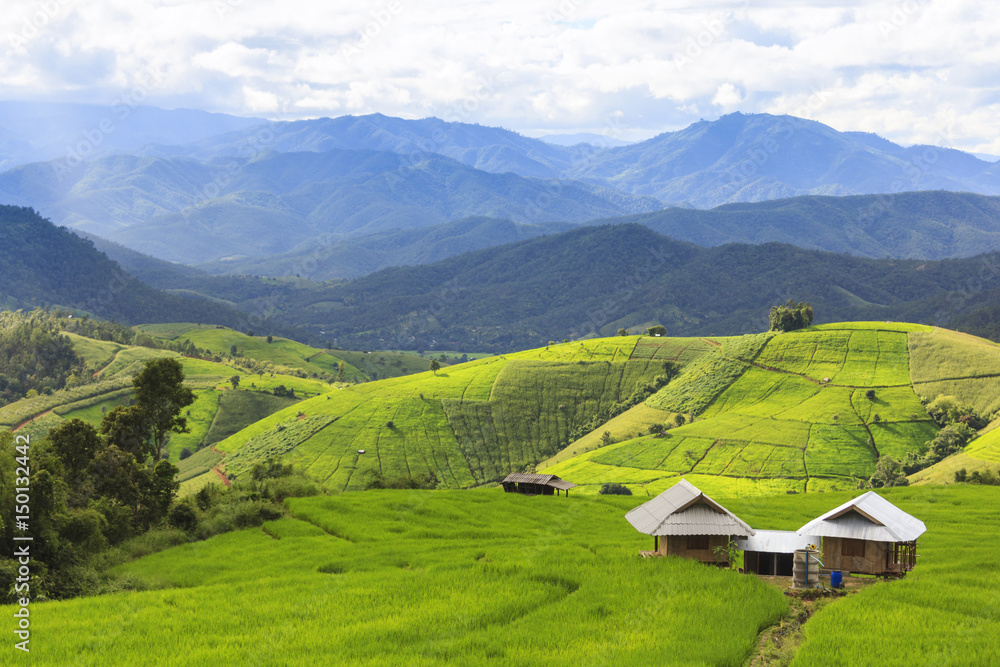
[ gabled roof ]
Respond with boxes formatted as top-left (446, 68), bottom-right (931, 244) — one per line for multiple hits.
top-left (796, 491), bottom-right (926, 542)
top-left (737, 530), bottom-right (819, 554)
top-left (501, 472), bottom-right (577, 489)
top-left (625, 479), bottom-right (755, 537)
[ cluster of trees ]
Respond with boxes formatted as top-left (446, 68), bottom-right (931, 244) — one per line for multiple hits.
top-left (0, 310), bottom-right (86, 406)
top-left (0, 358), bottom-right (193, 600)
top-left (865, 395), bottom-right (988, 487)
top-left (954, 468), bottom-right (1000, 485)
top-left (768, 300), bottom-right (814, 332)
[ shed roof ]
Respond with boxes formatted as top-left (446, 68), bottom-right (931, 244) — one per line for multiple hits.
top-left (501, 472), bottom-right (577, 489)
top-left (625, 479), bottom-right (755, 537)
top-left (796, 491), bottom-right (926, 542)
top-left (736, 530), bottom-right (819, 554)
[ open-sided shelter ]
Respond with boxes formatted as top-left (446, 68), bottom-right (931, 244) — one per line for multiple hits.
top-left (501, 473), bottom-right (576, 496)
top-left (796, 491), bottom-right (926, 576)
top-left (736, 530), bottom-right (820, 576)
top-left (625, 479), bottom-right (755, 565)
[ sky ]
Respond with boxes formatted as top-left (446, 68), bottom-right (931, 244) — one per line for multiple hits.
top-left (2, 0), bottom-right (999, 153)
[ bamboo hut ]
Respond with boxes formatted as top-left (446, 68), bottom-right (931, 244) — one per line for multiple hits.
top-left (501, 473), bottom-right (576, 496)
top-left (796, 491), bottom-right (926, 576)
top-left (625, 479), bottom-right (755, 565)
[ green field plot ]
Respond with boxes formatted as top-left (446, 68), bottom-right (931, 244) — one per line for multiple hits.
top-left (590, 434), bottom-right (714, 472)
top-left (773, 386), bottom-right (861, 425)
top-left (908, 450), bottom-right (1000, 485)
top-left (804, 476), bottom-right (860, 493)
top-left (511, 337), bottom-right (639, 362)
top-left (850, 386), bottom-right (928, 424)
top-left (540, 402), bottom-right (676, 467)
top-left (628, 336), bottom-right (716, 364)
top-left (640, 474), bottom-right (805, 498)
top-left (201, 390), bottom-right (299, 447)
top-left (645, 348), bottom-right (751, 414)
top-left (756, 330), bottom-right (850, 380)
top-left (334, 349), bottom-right (437, 379)
top-left (909, 328), bottom-right (1000, 415)
top-left (722, 443), bottom-right (804, 478)
top-left (163, 389), bottom-right (221, 461)
top-left (55, 388), bottom-right (133, 421)
top-left (702, 368), bottom-right (820, 419)
top-left (727, 418), bottom-right (811, 448)
top-left (95, 346), bottom-right (179, 379)
top-left (810, 321), bottom-right (932, 333)
top-left (0, 377), bottom-right (132, 429)
top-left (63, 332), bottom-right (124, 371)
top-left (805, 424), bottom-right (877, 479)
top-left (175, 445), bottom-right (223, 483)
top-left (869, 420), bottom-right (939, 460)
top-left (962, 427), bottom-right (1000, 463)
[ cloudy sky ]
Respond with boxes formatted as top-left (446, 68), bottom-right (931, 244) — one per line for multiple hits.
top-left (3, 0), bottom-right (999, 153)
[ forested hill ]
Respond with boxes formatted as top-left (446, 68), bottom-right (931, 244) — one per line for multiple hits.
top-left (0, 205), bottom-right (253, 328)
top-left (274, 223), bottom-right (1000, 351)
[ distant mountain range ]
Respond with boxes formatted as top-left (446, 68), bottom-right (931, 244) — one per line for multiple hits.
top-left (2, 103), bottom-right (1000, 268)
top-left (261, 224), bottom-right (1000, 352)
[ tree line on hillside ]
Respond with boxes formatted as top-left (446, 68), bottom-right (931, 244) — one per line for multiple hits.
top-left (0, 357), bottom-right (321, 602)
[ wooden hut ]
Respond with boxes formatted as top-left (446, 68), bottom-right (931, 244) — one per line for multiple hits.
top-left (501, 473), bottom-right (576, 496)
top-left (737, 530), bottom-right (819, 576)
top-left (796, 491), bottom-right (926, 576)
top-left (625, 479), bottom-right (754, 565)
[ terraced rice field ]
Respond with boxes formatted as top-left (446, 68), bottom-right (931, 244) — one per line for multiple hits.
top-left (544, 323), bottom-right (971, 496)
top-left (20, 485), bottom-right (999, 665)
top-left (203, 336), bottom-right (702, 491)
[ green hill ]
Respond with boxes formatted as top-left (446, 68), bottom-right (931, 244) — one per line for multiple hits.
top-left (542, 322), bottom-right (1000, 497)
top-left (195, 336), bottom-right (695, 492)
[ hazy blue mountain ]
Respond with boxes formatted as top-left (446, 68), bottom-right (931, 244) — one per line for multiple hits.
top-left (0, 147), bottom-right (659, 263)
top-left (565, 113), bottom-right (1000, 206)
top-left (0, 101), bottom-right (262, 171)
top-left (538, 133), bottom-right (633, 148)
top-left (585, 191), bottom-right (1000, 260)
top-left (197, 217), bottom-right (578, 280)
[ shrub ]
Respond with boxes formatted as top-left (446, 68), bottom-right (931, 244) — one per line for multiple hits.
top-left (168, 503), bottom-right (199, 533)
top-left (179, 447), bottom-right (193, 460)
top-left (599, 482), bottom-right (632, 496)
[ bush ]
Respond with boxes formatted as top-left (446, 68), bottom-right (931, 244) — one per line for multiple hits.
top-left (599, 482), bottom-right (632, 496)
top-left (168, 503), bottom-right (199, 533)
top-left (179, 447), bottom-right (193, 460)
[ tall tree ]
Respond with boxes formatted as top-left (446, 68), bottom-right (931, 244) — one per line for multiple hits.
top-left (132, 357), bottom-right (195, 461)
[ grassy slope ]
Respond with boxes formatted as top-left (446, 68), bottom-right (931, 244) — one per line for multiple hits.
top-left (136, 323), bottom-right (364, 380)
top-left (212, 336), bottom-right (697, 490)
top-left (19, 485), bottom-right (1000, 665)
top-left (544, 322), bottom-right (962, 497)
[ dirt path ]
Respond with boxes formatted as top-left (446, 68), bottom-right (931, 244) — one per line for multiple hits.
top-left (212, 465), bottom-right (231, 486)
top-left (92, 349), bottom-right (123, 378)
top-left (12, 409), bottom-right (54, 433)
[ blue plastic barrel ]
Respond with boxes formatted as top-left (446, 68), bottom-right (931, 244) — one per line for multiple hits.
top-left (831, 571), bottom-right (843, 589)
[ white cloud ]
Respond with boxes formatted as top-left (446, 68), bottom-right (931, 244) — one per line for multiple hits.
top-left (0, 0), bottom-right (998, 152)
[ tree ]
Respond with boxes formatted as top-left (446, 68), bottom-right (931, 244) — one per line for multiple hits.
top-left (337, 361), bottom-right (346, 382)
top-left (646, 325), bottom-right (666, 336)
top-left (660, 361), bottom-right (681, 383)
top-left (616, 328), bottom-right (628, 336)
top-left (865, 389), bottom-right (876, 401)
top-left (230, 344), bottom-right (238, 356)
top-left (266, 335), bottom-right (273, 344)
top-left (48, 418), bottom-right (103, 484)
top-left (229, 375), bottom-right (240, 390)
top-left (768, 300), bottom-right (814, 332)
top-left (601, 431), bottom-right (612, 447)
top-left (131, 357), bottom-right (195, 462)
top-left (599, 482), bottom-right (632, 496)
top-left (430, 360), bottom-right (441, 375)
top-left (100, 405), bottom-right (149, 461)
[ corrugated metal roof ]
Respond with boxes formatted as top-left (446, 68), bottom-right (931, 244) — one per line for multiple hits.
top-left (737, 530), bottom-right (819, 553)
top-left (501, 473), bottom-right (577, 489)
top-left (625, 479), bottom-right (755, 537)
top-left (797, 491), bottom-right (926, 542)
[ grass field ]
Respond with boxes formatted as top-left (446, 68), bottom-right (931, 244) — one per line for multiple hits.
top-left (542, 323), bottom-right (988, 496)
top-left (16, 485), bottom-right (999, 665)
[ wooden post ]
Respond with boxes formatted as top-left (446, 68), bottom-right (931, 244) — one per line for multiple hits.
top-left (654, 536), bottom-right (659, 552)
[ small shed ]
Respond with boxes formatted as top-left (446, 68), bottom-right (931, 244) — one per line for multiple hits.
top-left (625, 479), bottom-right (754, 566)
top-left (501, 473), bottom-right (576, 496)
top-left (737, 530), bottom-right (819, 576)
top-left (796, 491), bottom-right (926, 576)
